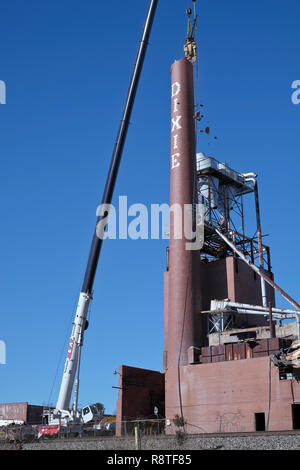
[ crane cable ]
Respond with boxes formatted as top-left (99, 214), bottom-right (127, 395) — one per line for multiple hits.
top-left (184, 2), bottom-right (201, 136)
top-left (193, 2), bottom-right (201, 145)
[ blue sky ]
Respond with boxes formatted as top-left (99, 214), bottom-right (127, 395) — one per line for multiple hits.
top-left (0, 0), bottom-right (299, 415)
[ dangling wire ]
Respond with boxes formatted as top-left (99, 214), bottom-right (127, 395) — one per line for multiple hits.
top-left (186, 1), bottom-right (201, 150)
top-left (190, 1), bottom-right (219, 150)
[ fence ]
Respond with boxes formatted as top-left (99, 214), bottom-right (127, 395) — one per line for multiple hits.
top-left (120, 418), bottom-right (166, 437)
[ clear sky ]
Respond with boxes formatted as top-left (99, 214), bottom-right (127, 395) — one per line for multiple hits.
top-left (0, 0), bottom-right (299, 415)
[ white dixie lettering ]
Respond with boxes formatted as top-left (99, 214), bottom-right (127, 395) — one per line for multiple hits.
top-left (171, 81), bottom-right (182, 169)
top-left (171, 153), bottom-right (181, 169)
top-left (173, 134), bottom-right (179, 149)
top-left (171, 115), bottom-right (182, 132)
top-left (171, 81), bottom-right (181, 97)
top-left (173, 98), bottom-right (179, 113)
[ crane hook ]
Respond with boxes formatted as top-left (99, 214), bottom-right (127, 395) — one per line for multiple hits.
top-left (184, 2), bottom-right (197, 63)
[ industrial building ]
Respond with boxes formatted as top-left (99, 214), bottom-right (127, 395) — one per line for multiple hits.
top-left (116, 28), bottom-right (300, 435)
top-left (2, 1), bottom-right (299, 440)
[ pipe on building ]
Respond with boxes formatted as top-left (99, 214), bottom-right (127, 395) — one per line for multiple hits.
top-left (244, 175), bottom-right (267, 307)
top-left (268, 301), bottom-right (275, 338)
top-left (297, 314), bottom-right (300, 340)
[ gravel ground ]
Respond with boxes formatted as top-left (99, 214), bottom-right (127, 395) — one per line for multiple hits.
top-left (2, 433), bottom-right (297, 450)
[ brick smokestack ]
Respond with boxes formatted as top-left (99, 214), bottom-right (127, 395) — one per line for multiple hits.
top-left (164, 57), bottom-right (202, 370)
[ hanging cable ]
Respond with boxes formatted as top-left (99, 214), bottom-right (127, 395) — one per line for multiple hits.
top-left (193, 1), bottom-right (200, 147)
top-left (266, 358), bottom-right (272, 431)
top-left (177, 114), bottom-right (199, 433)
top-left (177, 251), bottom-right (192, 434)
top-left (189, 1), bottom-right (219, 147)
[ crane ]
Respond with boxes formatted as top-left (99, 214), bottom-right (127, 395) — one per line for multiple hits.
top-left (39, 0), bottom-right (158, 438)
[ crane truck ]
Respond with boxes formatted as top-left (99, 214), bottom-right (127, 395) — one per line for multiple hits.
top-left (38, 0), bottom-right (158, 438)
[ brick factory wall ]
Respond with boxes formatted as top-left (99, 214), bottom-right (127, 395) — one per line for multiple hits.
top-left (165, 356), bottom-right (300, 434)
top-left (116, 366), bottom-right (165, 436)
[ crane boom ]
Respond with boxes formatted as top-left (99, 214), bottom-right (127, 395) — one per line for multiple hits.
top-left (55, 0), bottom-right (158, 415)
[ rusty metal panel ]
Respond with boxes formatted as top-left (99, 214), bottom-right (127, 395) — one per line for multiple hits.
top-left (188, 346), bottom-right (201, 364)
top-left (200, 355), bottom-right (211, 364)
top-left (0, 402), bottom-right (28, 422)
top-left (253, 351), bottom-right (269, 358)
top-left (211, 345), bottom-right (225, 356)
top-left (245, 343), bottom-right (253, 359)
top-left (211, 355), bottom-right (225, 363)
top-left (253, 338), bottom-right (269, 352)
top-left (201, 346), bottom-right (212, 357)
top-left (253, 339), bottom-right (269, 353)
top-left (233, 343), bottom-right (240, 361)
top-left (238, 343), bottom-right (246, 360)
top-left (268, 337), bottom-right (280, 353)
top-left (268, 337), bottom-right (292, 354)
top-left (225, 344), bottom-right (233, 361)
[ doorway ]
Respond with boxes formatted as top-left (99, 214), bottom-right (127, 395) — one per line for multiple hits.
top-left (292, 404), bottom-right (300, 429)
top-left (254, 412), bottom-right (266, 431)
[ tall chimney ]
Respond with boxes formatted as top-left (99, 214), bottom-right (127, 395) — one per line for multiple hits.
top-left (164, 57), bottom-right (201, 370)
